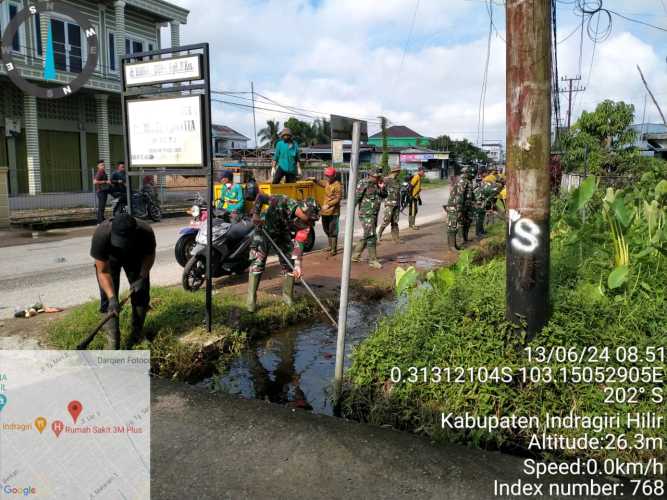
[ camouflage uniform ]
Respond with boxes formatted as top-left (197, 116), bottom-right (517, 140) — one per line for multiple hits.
top-left (249, 194), bottom-right (309, 274)
top-left (445, 167), bottom-right (475, 246)
top-left (473, 178), bottom-right (497, 236)
top-left (377, 172), bottom-right (401, 242)
top-left (352, 172), bottom-right (387, 268)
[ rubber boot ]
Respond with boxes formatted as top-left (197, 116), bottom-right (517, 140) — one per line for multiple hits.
top-left (391, 227), bottom-right (402, 244)
top-left (377, 224), bottom-right (387, 242)
top-left (447, 231), bottom-right (457, 249)
top-left (246, 272), bottom-right (261, 312)
top-left (367, 246), bottom-right (382, 269)
top-left (476, 215), bottom-right (485, 238)
top-left (351, 241), bottom-right (366, 262)
top-left (282, 273), bottom-right (295, 307)
top-left (329, 237), bottom-right (338, 256)
top-left (104, 316), bottom-right (120, 350)
top-left (409, 215), bottom-right (420, 230)
top-left (126, 306), bottom-right (148, 348)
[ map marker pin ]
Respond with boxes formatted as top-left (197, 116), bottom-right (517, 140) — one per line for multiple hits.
top-left (51, 420), bottom-right (64, 438)
top-left (35, 417), bottom-right (47, 434)
top-left (0, 394), bottom-right (6, 412)
top-left (68, 400), bottom-right (82, 424)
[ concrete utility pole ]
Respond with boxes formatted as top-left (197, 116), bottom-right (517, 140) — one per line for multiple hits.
top-left (506, 0), bottom-right (552, 336)
top-left (251, 81), bottom-right (259, 152)
top-left (559, 75), bottom-right (584, 129)
top-left (636, 65), bottom-right (667, 126)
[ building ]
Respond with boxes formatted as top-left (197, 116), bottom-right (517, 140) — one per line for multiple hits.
top-left (630, 123), bottom-right (667, 160)
top-left (367, 125), bottom-right (431, 148)
top-left (212, 125), bottom-right (251, 156)
top-left (1, 0), bottom-right (189, 196)
top-left (480, 142), bottom-right (504, 164)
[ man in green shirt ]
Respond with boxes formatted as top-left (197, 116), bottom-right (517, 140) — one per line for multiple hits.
top-left (271, 128), bottom-right (301, 184)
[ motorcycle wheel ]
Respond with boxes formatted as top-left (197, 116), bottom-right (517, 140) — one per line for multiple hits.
top-left (175, 234), bottom-right (197, 267)
top-left (182, 255), bottom-right (206, 291)
top-left (303, 228), bottom-right (316, 252)
top-left (149, 203), bottom-right (162, 222)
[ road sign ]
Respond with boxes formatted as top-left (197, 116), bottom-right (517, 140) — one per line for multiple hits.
top-left (331, 114), bottom-right (368, 141)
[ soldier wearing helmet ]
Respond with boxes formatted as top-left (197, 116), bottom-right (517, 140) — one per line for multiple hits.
top-left (247, 193), bottom-right (320, 312)
top-left (352, 167), bottom-right (387, 269)
top-left (444, 165), bottom-right (475, 249)
top-left (313, 166), bottom-right (342, 256)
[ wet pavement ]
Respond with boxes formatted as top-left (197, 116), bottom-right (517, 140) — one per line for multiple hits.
top-left (204, 300), bottom-right (397, 415)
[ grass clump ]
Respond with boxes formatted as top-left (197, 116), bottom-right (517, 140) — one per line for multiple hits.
top-left (47, 286), bottom-right (319, 382)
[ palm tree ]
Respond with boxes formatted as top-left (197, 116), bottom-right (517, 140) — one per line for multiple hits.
top-left (258, 120), bottom-right (280, 147)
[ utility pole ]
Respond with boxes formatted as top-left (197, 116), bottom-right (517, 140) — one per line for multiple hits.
top-left (636, 65), bottom-right (667, 126)
top-left (559, 75), bottom-right (584, 129)
top-left (506, 0), bottom-right (552, 337)
top-left (251, 81), bottom-right (259, 154)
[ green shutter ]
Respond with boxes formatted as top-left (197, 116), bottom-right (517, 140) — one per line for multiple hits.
top-left (39, 130), bottom-right (82, 192)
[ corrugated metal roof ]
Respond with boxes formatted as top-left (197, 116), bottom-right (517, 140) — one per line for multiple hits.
top-left (368, 125), bottom-right (426, 139)
top-left (212, 124), bottom-right (251, 141)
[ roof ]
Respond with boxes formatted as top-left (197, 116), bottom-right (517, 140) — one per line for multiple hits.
top-left (368, 125), bottom-right (426, 139)
top-left (127, 0), bottom-right (189, 23)
top-left (630, 123), bottom-right (667, 135)
top-left (212, 125), bottom-right (251, 141)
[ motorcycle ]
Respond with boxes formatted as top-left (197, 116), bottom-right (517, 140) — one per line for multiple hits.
top-left (111, 188), bottom-right (161, 222)
top-left (175, 193), bottom-right (208, 267)
top-left (182, 217), bottom-right (255, 292)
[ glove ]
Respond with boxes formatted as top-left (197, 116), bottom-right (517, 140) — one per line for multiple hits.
top-left (131, 278), bottom-right (148, 295)
top-left (108, 296), bottom-right (121, 316)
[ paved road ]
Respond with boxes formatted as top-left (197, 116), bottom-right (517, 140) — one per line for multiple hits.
top-left (0, 187), bottom-right (449, 318)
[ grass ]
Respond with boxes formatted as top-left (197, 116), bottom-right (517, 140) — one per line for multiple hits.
top-left (47, 286), bottom-right (320, 382)
top-left (342, 226), bottom-right (667, 469)
top-left (420, 178), bottom-right (449, 190)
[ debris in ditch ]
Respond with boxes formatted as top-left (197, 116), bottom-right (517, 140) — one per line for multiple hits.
top-left (13, 303), bottom-right (64, 318)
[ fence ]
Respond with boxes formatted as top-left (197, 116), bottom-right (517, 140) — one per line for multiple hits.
top-left (560, 173), bottom-right (636, 193)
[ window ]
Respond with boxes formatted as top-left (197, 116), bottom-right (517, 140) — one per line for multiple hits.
top-left (8, 2), bottom-right (21, 52)
top-left (108, 32), bottom-right (116, 71)
top-left (34, 13), bottom-right (42, 55)
top-left (51, 18), bottom-right (82, 73)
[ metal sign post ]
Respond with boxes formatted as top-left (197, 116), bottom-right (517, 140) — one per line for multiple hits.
top-left (331, 115), bottom-right (366, 402)
top-left (120, 43), bottom-right (215, 332)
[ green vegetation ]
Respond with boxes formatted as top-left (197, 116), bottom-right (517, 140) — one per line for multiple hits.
top-left (343, 173), bottom-right (667, 468)
top-left (420, 177), bottom-right (448, 190)
top-left (47, 287), bottom-right (319, 382)
top-left (429, 134), bottom-right (489, 164)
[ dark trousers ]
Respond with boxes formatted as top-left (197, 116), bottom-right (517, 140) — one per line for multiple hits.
top-left (96, 191), bottom-right (108, 223)
top-left (97, 263), bottom-right (150, 314)
top-left (322, 215), bottom-right (339, 238)
top-left (409, 198), bottom-right (419, 219)
top-left (272, 168), bottom-right (297, 184)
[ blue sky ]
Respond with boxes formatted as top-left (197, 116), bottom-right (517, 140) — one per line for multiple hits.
top-left (166, 0), bottom-right (667, 146)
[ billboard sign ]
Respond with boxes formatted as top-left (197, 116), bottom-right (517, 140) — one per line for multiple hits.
top-left (126, 95), bottom-right (204, 168)
top-left (331, 114), bottom-right (368, 141)
top-left (332, 140), bottom-right (344, 164)
top-left (124, 55), bottom-right (202, 87)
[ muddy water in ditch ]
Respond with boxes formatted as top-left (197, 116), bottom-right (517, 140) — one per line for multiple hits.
top-left (200, 300), bottom-right (396, 416)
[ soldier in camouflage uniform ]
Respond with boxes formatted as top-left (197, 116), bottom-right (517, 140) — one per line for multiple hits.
top-left (352, 168), bottom-right (387, 269)
top-left (247, 194), bottom-right (320, 312)
top-left (445, 165), bottom-right (475, 249)
top-left (377, 165), bottom-right (402, 244)
top-left (473, 175), bottom-right (499, 237)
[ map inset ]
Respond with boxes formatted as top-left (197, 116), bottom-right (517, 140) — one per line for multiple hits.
top-left (0, 350), bottom-right (150, 499)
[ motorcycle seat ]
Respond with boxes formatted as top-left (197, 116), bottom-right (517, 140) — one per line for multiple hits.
top-left (225, 219), bottom-right (254, 240)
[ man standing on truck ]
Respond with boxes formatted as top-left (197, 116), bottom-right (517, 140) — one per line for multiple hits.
top-left (377, 165), bottom-right (402, 244)
top-left (216, 170), bottom-right (244, 222)
top-left (314, 166), bottom-right (342, 256)
top-left (352, 168), bottom-right (387, 269)
top-left (91, 213), bottom-right (156, 349)
top-left (246, 194), bottom-right (320, 312)
top-left (271, 128), bottom-right (301, 184)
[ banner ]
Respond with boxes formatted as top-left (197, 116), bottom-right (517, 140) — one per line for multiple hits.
top-left (332, 140), bottom-right (344, 164)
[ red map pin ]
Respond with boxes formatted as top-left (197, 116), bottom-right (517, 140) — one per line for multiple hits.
top-left (52, 420), bottom-right (64, 438)
top-left (68, 400), bottom-right (83, 424)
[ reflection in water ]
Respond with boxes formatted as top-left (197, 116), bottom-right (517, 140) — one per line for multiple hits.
top-left (205, 301), bottom-right (396, 416)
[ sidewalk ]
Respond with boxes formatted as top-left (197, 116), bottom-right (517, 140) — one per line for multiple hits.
top-left (151, 378), bottom-right (625, 500)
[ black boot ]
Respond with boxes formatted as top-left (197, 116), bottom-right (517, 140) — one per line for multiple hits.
top-left (127, 306), bottom-right (148, 348)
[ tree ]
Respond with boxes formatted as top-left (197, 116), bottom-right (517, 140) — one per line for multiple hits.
top-left (380, 116), bottom-right (389, 173)
top-left (429, 134), bottom-right (489, 164)
top-left (258, 120), bottom-right (280, 147)
top-left (311, 118), bottom-right (331, 145)
top-left (284, 117), bottom-right (316, 145)
top-left (560, 100), bottom-right (638, 175)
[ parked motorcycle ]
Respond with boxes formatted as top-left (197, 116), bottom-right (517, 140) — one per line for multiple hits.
top-left (175, 193), bottom-right (208, 267)
top-left (182, 217), bottom-right (254, 292)
top-left (111, 189), bottom-right (161, 222)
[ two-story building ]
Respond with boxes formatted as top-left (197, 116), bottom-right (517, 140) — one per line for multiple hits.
top-left (0, 0), bottom-right (189, 197)
top-left (367, 125), bottom-right (431, 148)
top-left (212, 124), bottom-right (251, 157)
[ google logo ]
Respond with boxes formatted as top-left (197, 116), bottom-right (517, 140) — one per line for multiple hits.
top-left (1, 484), bottom-right (37, 497)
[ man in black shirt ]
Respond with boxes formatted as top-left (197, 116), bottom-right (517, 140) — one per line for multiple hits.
top-left (110, 161), bottom-right (127, 199)
top-left (90, 213), bottom-right (156, 349)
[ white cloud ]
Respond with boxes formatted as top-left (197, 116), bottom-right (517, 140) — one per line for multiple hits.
top-left (164, 0), bottom-right (666, 147)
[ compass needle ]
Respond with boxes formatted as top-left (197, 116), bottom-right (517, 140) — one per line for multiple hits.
top-left (44, 22), bottom-right (56, 81)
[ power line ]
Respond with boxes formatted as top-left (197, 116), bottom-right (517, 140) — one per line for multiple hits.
top-left (476, 0), bottom-right (494, 145)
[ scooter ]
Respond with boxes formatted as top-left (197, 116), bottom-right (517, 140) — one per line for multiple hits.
top-left (181, 217), bottom-right (255, 292)
top-left (175, 193), bottom-right (208, 267)
top-left (111, 189), bottom-right (161, 222)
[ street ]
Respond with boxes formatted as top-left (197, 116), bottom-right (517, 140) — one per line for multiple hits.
top-left (0, 186), bottom-right (449, 319)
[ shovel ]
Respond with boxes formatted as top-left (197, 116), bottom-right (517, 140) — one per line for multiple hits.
top-left (76, 293), bottom-right (132, 350)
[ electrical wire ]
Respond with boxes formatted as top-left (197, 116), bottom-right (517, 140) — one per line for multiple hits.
top-left (476, 0), bottom-right (493, 145)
